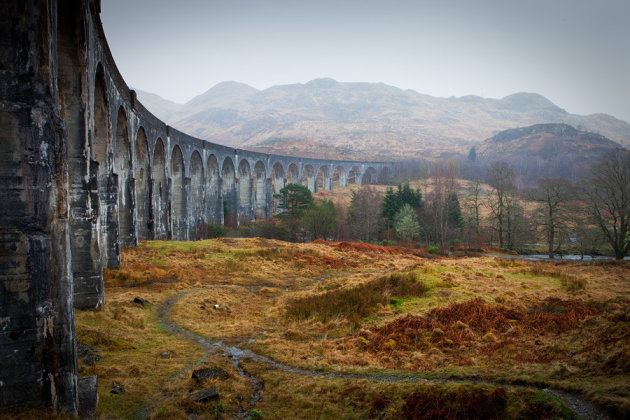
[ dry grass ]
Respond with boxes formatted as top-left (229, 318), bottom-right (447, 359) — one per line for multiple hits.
top-left (286, 272), bottom-right (430, 322)
top-left (66, 239), bottom-right (630, 418)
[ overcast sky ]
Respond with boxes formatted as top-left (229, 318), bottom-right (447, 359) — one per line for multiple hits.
top-left (101, 0), bottom-right (630, 122)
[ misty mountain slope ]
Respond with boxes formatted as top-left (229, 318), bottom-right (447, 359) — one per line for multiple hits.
top-left (135, 79), bottom-right (630, 160)
top-left (474, 123), bottom-right (622, 183)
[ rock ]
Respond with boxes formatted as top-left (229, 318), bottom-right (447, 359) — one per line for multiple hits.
top-left (224, 306), bottom-right (230, 311)
top-left (110, 381), bottom-right (125, 395)
top-left (160, 351), bottom-right (171, 359)
top-left (200, 305), bottom-right (206, 310)
top-left (192, 388), bottom-right (219, 403)
top-left (192, 367), bottom-right (230, 383)
top-left (77, 342), bottom-right (101, 366)
top-left (133, 296), bottom-right (150, 306)
top-left (78, 376), bottom-right (98, 420)
top-left (213, 304), bottom-right (220, 310)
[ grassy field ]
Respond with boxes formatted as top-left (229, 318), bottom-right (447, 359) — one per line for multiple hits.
top-left (9, 237), bottom-right (626, 419)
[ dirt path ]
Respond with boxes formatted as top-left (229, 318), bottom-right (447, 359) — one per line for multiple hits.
top-left (157, 289), bottom-right (611, 420)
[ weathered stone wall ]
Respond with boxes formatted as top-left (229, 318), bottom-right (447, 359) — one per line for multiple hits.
top-left (0, 0), bottom-right (396, 414)
top-left (0, 0), bottom-right (78, 414)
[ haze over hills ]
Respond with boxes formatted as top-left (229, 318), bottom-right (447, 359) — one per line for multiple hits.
top-left (469, 123), bottom-right (623, 185)
top-left (135, 79), bottom-right (630, 161)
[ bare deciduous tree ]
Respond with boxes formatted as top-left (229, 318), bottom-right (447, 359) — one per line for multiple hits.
top-left (530, 178), bottom-right (575, 258)
top-left (347, 186), bottom-right (383, 242)
top-left (583, 150), bottom-right (630, 260)
top-left (486, 162), bottom-right (515, 249)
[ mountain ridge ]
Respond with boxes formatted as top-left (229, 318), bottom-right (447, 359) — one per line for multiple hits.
top-left (135, 79), bottom-right (630, 160)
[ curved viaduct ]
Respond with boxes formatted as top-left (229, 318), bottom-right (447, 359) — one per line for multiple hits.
top-left (0, 0), bottom-right (395, 414)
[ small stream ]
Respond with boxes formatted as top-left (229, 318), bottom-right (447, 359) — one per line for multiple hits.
top-left (157, 290), bottom-right (611, 420)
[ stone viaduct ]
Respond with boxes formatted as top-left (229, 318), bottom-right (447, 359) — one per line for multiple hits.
top-left (0, 0), bottom-right (396, 414)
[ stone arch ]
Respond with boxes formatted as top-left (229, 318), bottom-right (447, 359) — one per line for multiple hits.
top-left (361, 167), bottom-right (378, 185)
top-left (93, 64), bottom-right (110, 173)
top-left (170, 145), bottom-right (187, 240)
top-left (189, 151), bottom-right (205, 238)
top-left (152, 139), bottom-right (168, 239)
top-left (287, 163), bottom-right (300, 184)
top-left (253, 160), bottom-right (267, 219)
top-left (238, 159), bottom-right (252, 223)
top-left (93, 65), bottom-right (114, 269)
top-left (206, 154), bottom-right (221, 223)
top-left (114, 106), bottom-right (135, 247)
top-left (271, 162), bottom-right (285, 214)
top-left (302, 164), bottom-right (315, 192)
top-left (316, 166), bottom-right (331, 191)
top-left (379, 167), bottom-right (392, 184)
top-left (348, 166), bottom-right (361, 185)
top-left (333, 165), bottom-right (347, 188)
top-left (134, 127), bottom-right (151, 241)
top-left (222, 157), bottom-right (237, 226)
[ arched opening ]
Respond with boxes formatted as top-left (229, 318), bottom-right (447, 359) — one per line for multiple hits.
top-left (93, 65), bottom-right (110, 174)
top-left (271, 162), bottom-right (285, 214)
top-left (152, 139), bottom-right (168, 239)
top-left (134, 127), bottom-right (150, 241)
top-left (238, 159), bottom-right (252, 223)
top-left (379, 167), bottom-right (392, 185)
top-left (348, 166), bottom-right (361, 185)
top-left (361, 167), bottom-right (377, 185)
top-left (170, 145), bottom-right (187, 240)
top-left (253, 160), bottom-right (267, 219)
top-left (206, 155), bottom-right (221, 223)
top-left (302, 164), bottom-right (315, 192)
top-left (287, 163), bottom-right (299, 185)
top-left (316, 166), bottom-right (331, 191)
top-left (189, 151), bottom-right (205, 239)
top-left (115, 106), bottom-right (135, 247)
top-left (222, 157), bottom-right (237, 226)
top-left (93, 65), bottom-right (117, 269)
top-left (333, 166), bottom-right (347, 188)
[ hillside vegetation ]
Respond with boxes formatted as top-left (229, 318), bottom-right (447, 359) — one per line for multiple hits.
top-left (67, 238), bottom-right (629, 419)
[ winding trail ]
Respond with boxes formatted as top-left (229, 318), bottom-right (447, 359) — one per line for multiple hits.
top-left (157, 289), bottom-right (611, 420)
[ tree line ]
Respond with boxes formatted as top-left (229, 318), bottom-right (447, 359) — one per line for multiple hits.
top-left (230, 149), bottom-right (630, 260)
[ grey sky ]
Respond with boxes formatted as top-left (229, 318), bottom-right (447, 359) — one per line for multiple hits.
top-left (101, 0), bottom-right (630, 122)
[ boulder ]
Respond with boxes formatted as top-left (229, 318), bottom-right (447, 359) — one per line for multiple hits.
top-left (192, 388), bottom-right (219, 402)
top-left (192, 366), bottom-right (230, 383)
top-left (133, 296), bottom-right (151, 306)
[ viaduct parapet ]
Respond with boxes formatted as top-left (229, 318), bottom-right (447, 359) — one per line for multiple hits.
top-left (0, 0), bottom-right (396, 414)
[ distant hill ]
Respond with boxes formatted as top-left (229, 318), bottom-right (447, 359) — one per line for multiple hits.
top-left (135, 79), bottom-right (630, 160)
top-left (471, 123), bottom-right (623, 185)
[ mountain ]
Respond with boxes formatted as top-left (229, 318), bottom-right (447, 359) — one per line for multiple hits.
top-left (472, 123), bottom-right (622, 184)
top-left (134, 89), bottom-right (183, 122)
top-left (135, 79), bottom-right (630, 160)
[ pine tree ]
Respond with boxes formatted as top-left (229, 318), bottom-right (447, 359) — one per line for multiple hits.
top-left (394, 204), bottom-right (421, 246)
top-left (446, 192), bottom-right (463, 229)
top-left (468, 146), bottom-right (477, 162)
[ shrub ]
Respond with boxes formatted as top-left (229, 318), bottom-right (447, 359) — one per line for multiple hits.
top-left (428, 245), bottom-right (438, 254)
top-left (287, 272), bottom-right (430, 322)
top-left (250, 408), bottom-right (263, 420)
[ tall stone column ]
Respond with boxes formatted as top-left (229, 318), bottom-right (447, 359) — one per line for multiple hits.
top-left (0, 0), bottom-right (78, 413)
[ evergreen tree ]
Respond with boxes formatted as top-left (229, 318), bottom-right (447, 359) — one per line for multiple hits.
top-left (382, 182), bottom-right (423, 224)
top-left (446, 192), bottom-right (464, 229)
top-left (468, 146), bottom-right (477, 162)
top-left (274, 183), bottom-right (314, 216)
top-left (383, 187), bottom-right (401, 225)
top-left (395, 204), bottom-right (421, 246)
